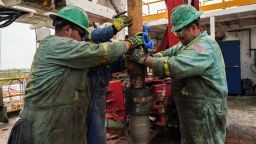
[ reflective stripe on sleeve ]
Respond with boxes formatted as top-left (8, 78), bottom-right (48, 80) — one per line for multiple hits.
top-left (102, 43), bottom-right (109, 59)
top-left (164, 58), bottom-right (170, 77)
top-left (88, 32), bottom-right (92, 41)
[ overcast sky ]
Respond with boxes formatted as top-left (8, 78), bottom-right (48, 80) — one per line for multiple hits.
top-left (0, 23), bottom-right (36, 70)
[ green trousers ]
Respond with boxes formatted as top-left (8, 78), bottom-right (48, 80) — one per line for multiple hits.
top-left (175, 97), bottom-right (227, 144)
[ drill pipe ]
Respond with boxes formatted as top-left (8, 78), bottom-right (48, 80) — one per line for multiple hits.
top-left (127, 0), bottom-right (151, 143)
top-left (129, 115), bottom-right (150, 144)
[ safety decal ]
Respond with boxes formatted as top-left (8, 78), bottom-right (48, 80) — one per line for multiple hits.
top-left (192, 44), bottom-right (205, 54)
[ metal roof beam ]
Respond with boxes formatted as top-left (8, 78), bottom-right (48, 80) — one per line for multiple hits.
top-left (144, 19), bottom-right (167, 27)
top-left (201, 4), bottom-right (256, 18)
top-left (66, 0), bottom-right (117, 20)
top-left (143, 12), bottom-right (167, 21)
top-left (200, 0), bottom-right (256, 11)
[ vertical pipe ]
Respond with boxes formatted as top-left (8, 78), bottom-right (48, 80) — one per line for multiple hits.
top-left (249, 29), bottom-right (252, 57)
top-left (210, 16), bottom-right (215, 39)
top-left (127, 0), bottom-right (145, 89)
top-left (129, 115), bottom-right (150, 144)
top-left (127, 0), bottom-right (143, 35)
top-left (127, 1), bottom-right (150, 144)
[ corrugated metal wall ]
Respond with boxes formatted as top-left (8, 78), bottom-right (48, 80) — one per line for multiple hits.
top-left (229, 27), bottom-right (256, 84)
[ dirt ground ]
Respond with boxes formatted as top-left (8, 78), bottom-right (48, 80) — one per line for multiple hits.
top-left (1, 96), bottom-right (256, 144)
top-left (0, 112), bottom-right (18, 144)
top-left (226, 96), bottom-right (256, 143)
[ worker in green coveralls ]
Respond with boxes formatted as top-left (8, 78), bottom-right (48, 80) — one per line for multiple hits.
top-left (129, 4), bottom-right (228, 144)
top-left (7, 5), bottom-right (143, 144)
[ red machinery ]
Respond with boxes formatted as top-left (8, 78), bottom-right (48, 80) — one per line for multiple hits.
top-left (105, 77), bottom-right (173, 127)
top-left (152, 82), bottom-right (172, 126)
top-left (105, 80), bottom-right (125, 122)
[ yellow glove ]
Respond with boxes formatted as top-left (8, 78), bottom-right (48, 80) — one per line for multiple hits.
top-left (113, 11), bottom-right (132, 31)
top-left (127, 34), bottom-right (143, 49)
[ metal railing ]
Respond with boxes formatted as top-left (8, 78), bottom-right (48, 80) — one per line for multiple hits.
top-left (199, 0), bottom-right (256, 11)
top-left (0, 71), bottom-right (28, 112)
top-left (142, 0), bottom-right (167, 21)
top-left (142, 0), bottom-right (256, 21)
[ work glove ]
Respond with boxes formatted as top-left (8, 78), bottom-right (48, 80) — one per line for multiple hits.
top-left (113, 11), bottom-right (132, 32)
top-left (127, 33), bottom-right (144, 49)
top-left (128, 46), bottom-right (148, 65)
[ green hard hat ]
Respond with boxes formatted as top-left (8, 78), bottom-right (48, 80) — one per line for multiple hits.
top-left (50, 5), bottom-right (89, 31)
top-left (171, 4), bottom-right (203, 32)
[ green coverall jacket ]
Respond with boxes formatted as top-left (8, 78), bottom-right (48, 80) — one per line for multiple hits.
top-left (153, 32), bottom-right (228, 144)
top-left (19, 35), bottom-right (128, 144)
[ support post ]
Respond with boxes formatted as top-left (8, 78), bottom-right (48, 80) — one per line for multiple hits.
top-left (210, 16), bottom-right (215, 39)
top-left (126, 0), bottom-right (153, 144)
